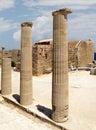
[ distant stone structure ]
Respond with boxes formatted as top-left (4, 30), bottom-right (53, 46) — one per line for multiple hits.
top-left (32, 39), bottom-right (53, 76)
top-left (0, 49), bottom-right (20, 68)
top-left (20, 22), bottom-right (33, 105)
top-left (0, 47), bottom-right (5, 66)
top-left (68, 40), bottom-right (94, 69)
top-left (0, 39), bottom-right (94, 75)
top-left (1, 58), bottom-right (12, 95)
top-left (52, 8), bottom-right (72, 122)
top-left (32, 39), bottom-right (94, 75)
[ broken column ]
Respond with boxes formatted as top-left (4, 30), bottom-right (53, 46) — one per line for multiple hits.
top-left (20, 22), bottom-right (33, 105)
top-left (52, 8), bottom-right (72, 122)
top-left (2, 47), bottom-right (5, 58)
top-left (1, 58), bottom-right (12, 95)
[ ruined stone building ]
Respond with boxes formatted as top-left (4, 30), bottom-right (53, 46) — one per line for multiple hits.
top-left (32, 39), bottom-right (53, 76)
top-left (33, 39), bottom-right (94, 75)
top-left (68, 40), bottom-right (94, 68)
top-left (0, 39), bottom-right (94, 75)
top-left (0, 49), bottom-right (20, 67)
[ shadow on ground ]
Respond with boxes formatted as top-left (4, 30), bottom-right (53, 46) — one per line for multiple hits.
top-left (36, 104), bottom-right (52, 118)
top-left (12, 94), bottom-right (20, 103)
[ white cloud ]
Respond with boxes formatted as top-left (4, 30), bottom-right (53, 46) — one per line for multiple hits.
top-left (0, 0), bottom-right (15, 11)
top-left (22, 0), bottom-right (96, 10)
top-left (68, 13), bottom-right (96, 41)
top-left (13, 30), bottom-right (21, 41)
top-left (32, 12), bottom-right (96, 43)
top-left (0, 17), bottom-right (18, 33)
top-left (13, 15), bottom-right (52, 43)
top-left (32, 15), bottom-right (52, 42)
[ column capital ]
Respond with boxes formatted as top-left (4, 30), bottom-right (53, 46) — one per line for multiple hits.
top-left (21, 22), bottom-right (33, 27)
top-left (52, 8), bottom-right (72, 16)
top-left (2, 47), bottom-right (5, 50)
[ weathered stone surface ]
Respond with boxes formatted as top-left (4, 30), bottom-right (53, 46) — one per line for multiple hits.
top-left (77, 40), bottom-right (94, 67)
top-left (1, 58), bottom-right (12, 95)
top-left (20, 22), bottom-right (33, 105)
top-left (0, 39), bottom-right (94, 76)
top-left (32, 40), bottom-right (53, 76)
top-left (68, 40), bottom-right (94, 68)
top-left (32, 39), bottom-right (94, 76)
top-left (52, 8), bottom-right (72, 122)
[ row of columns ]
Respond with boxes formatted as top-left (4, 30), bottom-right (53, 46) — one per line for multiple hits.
top-left (1, 22), bottom-right (33, 105)
top-left (1, 8), bottom-right (72, 122)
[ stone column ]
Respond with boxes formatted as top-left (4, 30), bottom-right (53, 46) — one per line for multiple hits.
top-left (52, 8), bottom-right (72, 122)
top-left (20, 22), bottom-right (33, 105)
top-left (1, 58), bottom-right (11, 95)
top-left (2, 47), bottom-right (5, 58)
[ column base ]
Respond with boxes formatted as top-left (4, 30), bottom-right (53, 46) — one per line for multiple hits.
top-left (20, 95), bottom-right (32, 106)
top-left (51, 114), bottom-right (68, 123)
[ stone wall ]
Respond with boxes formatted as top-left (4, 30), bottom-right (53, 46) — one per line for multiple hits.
top-left (0, 39), bottom-right (94, 75)
top-left (33, 39), bottom-right (94, 75)
top-left (0, 50), bottom-right (20, 70)
top-left (78, 40), bottom-right (94, 67)
top-left (68, 41), bottom-right (79, 68)
top-left (68, 40), bottom-right (94, 68)
top-left (33, 43), bottom-right (52, 76)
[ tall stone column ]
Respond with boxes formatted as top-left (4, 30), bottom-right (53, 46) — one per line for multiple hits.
top-left (52, 8), bottom-right (72, 122)
top-left (20, 22), bottom-right (33, 105)
top-left (2, 47), bottom-right (5, 58)
top-left (1, 58), bottom-right (11, 95)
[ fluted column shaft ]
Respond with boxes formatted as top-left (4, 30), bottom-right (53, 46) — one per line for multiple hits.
top-left (20, 22), bottom-right (32, 105)
top-left (52, 8), bottom-right (72, 122)
top-left (1, 58), bottom-right (11, 95)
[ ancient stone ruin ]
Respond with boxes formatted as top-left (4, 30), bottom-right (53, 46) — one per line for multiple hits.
top-left (0, 39), bottom-right (94, 75)
top-left (68, 40), bottom-right (94, 68)
top-left (20, 22), bottom-right (33, 105)
top-left (1, 58), bottom-right (12, 95)
top-left (32, 39), bottom-right (94, 75)
top-left (0, 7), bottom-right (95, 125)
top-left (32, 39), bottom-right (53, 76)
top-left (51, 8), bottom-right (72, 122)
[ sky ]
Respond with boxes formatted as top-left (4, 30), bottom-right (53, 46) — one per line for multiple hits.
top-left (0, 0), bottom-right (96, 50)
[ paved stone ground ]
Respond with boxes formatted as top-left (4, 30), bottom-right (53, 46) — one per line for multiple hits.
top-left (0, 102), bottom-right (59, 130)
top-left (0, 68), bottom-right (96, 130)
